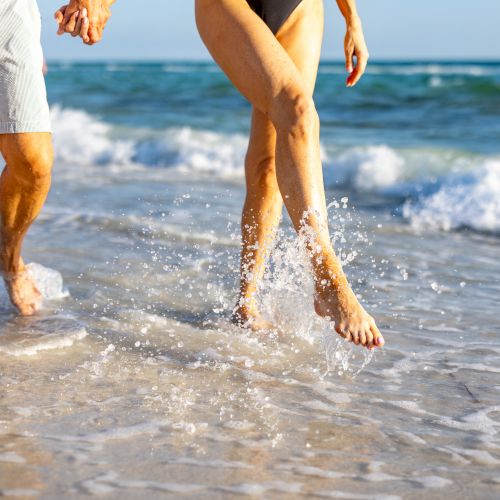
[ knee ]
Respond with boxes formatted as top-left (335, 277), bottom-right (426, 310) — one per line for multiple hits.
top-left (7, 138), bottom-right (53, 186)
top-left (270, 86), bottom-right (318, 139)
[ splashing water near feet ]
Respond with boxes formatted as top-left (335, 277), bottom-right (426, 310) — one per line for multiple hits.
top-left (235, 199), bottom-right (386, 375)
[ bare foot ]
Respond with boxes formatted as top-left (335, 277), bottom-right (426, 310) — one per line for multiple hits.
top-left (2, 265), bottom-right (42, 316)
top-left (314, 278), bottom-right (384, 350)
top-left (232, 298), bottom-right (276, 334)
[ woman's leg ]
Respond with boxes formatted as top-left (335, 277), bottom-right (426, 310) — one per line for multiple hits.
top-left (234, 0), bottom-right (323, 329)
top-left (233, 108), bottom-right (283, 329)
top-left (196, 0), bottom-right (384, 348)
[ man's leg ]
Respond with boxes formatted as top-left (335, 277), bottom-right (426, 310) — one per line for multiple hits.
top-left (0, 132), bottom-right (53, 315)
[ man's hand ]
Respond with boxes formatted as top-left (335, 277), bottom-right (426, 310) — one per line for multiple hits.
top-left (55, 0), bottom-right (112, 45)
top-left (55, 6), bottom-right (90, 43)
top-left (344, 19), bottom-right (369, 87)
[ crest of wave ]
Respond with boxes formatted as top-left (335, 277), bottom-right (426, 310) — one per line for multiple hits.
top-left (403, 159), bottom-right (500, 234)
top-left (141, 127), bottom-right (247, 178)
top-left (49, 106), bottom-right (247, 177)
top-left (50, 106), bottom-right (135, 166)
top-left (324, 145), bottom-right (405, 191)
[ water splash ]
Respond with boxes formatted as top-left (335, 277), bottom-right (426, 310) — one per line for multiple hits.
top-left (323, 332), bottom-right (375, 377)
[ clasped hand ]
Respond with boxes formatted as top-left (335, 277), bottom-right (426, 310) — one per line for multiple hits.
top-left (54, 0), bottom-right (112, 45)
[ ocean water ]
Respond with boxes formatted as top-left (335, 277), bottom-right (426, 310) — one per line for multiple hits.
top-left (1, 61), bottom-right (499, 498)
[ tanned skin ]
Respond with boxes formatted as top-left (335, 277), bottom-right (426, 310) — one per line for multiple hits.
top-left (195, 0), bottom-right (384, 349)
top-left (0, 2), bottom-right (113, 316)
top-left (57, 0), bottom-right (384, 349)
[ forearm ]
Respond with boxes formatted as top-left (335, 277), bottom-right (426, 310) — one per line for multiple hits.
top-left (71, 0), bottom-right (115, 10)
top-left (335, 0), bottom-right (361, 25)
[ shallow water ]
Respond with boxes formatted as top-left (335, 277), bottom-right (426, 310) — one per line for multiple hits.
top-left (1, 62), bottom-right (500, 498)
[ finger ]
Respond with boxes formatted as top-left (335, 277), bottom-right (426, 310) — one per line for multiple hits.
top-left (347, 54), bottom-right (368, 87)
top-left (80, 17), bottom-right (90, 42)
top-left (54, 5), bottom-right (66, 23)
top-left (345, 47), bottom-right (354, 74)
top-left (56, 5), bottom-right (68, 34)
top-left (62, 5), bottom-right (77, 27)
top-left (88, 25), bottom-right (102, 44)
top-left (65, 10), bottom-right (79, 33)
top-left (72, 16), bottom-right (82, 36)
top-left (73, 8), bottom-right (87, 37)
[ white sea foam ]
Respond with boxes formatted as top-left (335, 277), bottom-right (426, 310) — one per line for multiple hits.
top-left (404, 160), bottom-right (500, 233)
top-left (134, 126), bottom-right (246, 178)
top-left (48, 107), bottom-right (500, 235)
top-left (50, 107), bottom-right (246, 179)
top-left (50, 106), bottom-right (135, 166)
top-left (48, 420), bottom-right (170, 444)
top-left (325, 145), bottom-right (405, 191)
top-left (0, 262), bottom-right (69, 312)
top-left (78, 471), bottom-right (204, 496)
top-left (0, 313), bottom-right (87, 357)
top-left (0, 264), bottom-right (82, 356)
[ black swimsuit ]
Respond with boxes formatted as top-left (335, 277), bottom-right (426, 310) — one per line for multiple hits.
top-left (247, 0), bottom-right (303, 35)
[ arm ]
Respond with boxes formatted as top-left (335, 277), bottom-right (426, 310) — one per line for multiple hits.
top-left (335, 0), bottom-right (369, 86)
top-left (55, 0), bottom-right (115, 45)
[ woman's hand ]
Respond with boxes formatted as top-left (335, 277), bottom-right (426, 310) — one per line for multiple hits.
top-left (55, 0), bottom-right (112, 45)
top-left (344, 19), bottom-right (369, 87)
top-left (55, 6), bottom-right (90, 43)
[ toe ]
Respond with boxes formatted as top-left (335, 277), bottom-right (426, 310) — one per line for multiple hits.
top-left (369, 318), bottom-right (384, 347)
top-left (359, 329), bottom-right (367, 346)
top-left (351, 330), bottom-right (360, 345)
top-left (365, 327), bottom-right (374, 349)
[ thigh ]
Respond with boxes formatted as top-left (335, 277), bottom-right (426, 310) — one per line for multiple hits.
top-left (245, 0), bottom-right (324, 164)
top-left (276, 0), bottom-right (324, 95)
top-left (196, 0), bottom-right (322, 116)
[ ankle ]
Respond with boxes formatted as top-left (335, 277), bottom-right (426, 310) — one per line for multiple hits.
top-left (0, 252), bottom-right (25, 277)
top-left (310, 251), bottom-right (347, 291)
top-left (1, 267), bottom-right (28, 281)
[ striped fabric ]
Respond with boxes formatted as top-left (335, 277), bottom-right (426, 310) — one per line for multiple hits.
top-left (0, 0), bottom-right (51, 133)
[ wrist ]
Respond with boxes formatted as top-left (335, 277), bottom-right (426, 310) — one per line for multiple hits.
top-left (345, 14), bottom-right (361, 29)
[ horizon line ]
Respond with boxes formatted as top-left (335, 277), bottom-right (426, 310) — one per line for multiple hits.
top-left (45, 57), bottom-right (500, 64)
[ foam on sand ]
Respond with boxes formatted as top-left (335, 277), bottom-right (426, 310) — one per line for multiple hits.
top-left (0, 263), bottom-right (85, 357)
top-left (0, 317), bottom-right (87, 357)
top-left (0, 262), bottom-right (69, 313)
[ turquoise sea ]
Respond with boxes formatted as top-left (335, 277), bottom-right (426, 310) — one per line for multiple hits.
top-left (1, 61), bottom-right (499, 498)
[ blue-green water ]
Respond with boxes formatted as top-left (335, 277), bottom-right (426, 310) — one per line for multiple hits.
top-left (44, 60), bottom-right (500, 233)
top-left (1, 61), bottom-right (499, 498)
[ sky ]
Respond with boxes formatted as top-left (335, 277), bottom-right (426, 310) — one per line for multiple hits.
top-left (39, 0), bottom-right (500, 61)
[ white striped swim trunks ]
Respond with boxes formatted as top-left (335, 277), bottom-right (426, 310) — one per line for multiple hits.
top-left (0, 0), bottom-right (51, 134)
